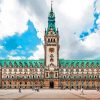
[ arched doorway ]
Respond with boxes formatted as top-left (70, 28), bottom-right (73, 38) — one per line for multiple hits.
top-left (50, 81), bottom-right (54, 88)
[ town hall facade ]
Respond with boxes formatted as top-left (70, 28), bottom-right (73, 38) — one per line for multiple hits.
top-left (0, 4), bottom-right (100, 89)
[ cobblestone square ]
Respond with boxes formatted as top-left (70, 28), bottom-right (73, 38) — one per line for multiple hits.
top-left (0, 89), bottom-right (100, 100)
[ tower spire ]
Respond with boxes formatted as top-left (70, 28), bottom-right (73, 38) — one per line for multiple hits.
top-left (46, 0), bottom-right (58, 35)
top-left (51, 0), bottom-right (53, 11)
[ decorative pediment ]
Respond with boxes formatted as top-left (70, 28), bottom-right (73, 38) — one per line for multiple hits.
top-left (47, 28), bottom-right (56, 36)
top-left (50, 63), bottom-right (55, 66)
top-left (48, 63), bottom-right (56, 71)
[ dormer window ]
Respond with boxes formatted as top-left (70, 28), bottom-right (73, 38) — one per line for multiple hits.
top-left (86, 62), bottom-right (89, 67)
top-left (9, 62), bottom-right (12, 67)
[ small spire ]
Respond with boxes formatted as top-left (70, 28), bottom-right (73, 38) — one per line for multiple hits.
top-left (45, 28), bottom-right (46, 33)
top-left (57, 28), bottom-right (59, 33)
top-left (51, 0), bottom-right (53, 11)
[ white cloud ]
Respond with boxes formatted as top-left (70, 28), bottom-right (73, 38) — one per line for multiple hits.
top-left (7, 55), bottom-right (25, 60)
top-left (29, 16), bottom-right (44, 42)
top-left (43, 0), bottom-right (96, 60)
top-left (17, 45), bottom-right (22, 49)
top-left (96, 0), bottom-right (100, 13)
top-left (59, 0), bottom-right (94, 20)
top-left (97, 16), bottom-right (100, 25)
top-left (0, 0), bottom-right (45, 41)
top-left (81, 32), bottom-right (100, 51)
top-left (53, 0), bottom-right (96, 59)
top-left (29, 44), bottom-right (44, 60)
top-left (0, 0), bottom-right (29, 39)
top-left (0, 45), bottom-right (3, 49)
top-left (9, 50), bottom-right (17, 55)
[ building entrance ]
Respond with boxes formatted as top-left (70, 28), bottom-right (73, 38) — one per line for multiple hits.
top-left (49, 81), bottom-right (54, 88)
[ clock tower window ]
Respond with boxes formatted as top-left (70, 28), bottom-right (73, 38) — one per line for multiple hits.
top-left (54, 39), bottom-right (55, 42)
top-left (48, 38), bottom-right (50, 42)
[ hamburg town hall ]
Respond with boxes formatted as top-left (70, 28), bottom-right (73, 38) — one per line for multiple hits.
top-left (0, 4), bottom-right (100, 89)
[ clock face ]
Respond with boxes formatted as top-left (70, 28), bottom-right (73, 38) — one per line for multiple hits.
top-left (49, 48), bottom-right (54, 53)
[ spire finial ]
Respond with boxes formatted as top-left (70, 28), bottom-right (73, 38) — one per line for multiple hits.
top-left (51, 0), bottom-right (53, 11)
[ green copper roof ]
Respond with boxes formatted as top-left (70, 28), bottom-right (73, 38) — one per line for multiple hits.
top-left (45, 3), bottom-right (58, 35)
top-left (0, 59), bottom-right (100, 68)
top-left (0, 59), bottom-right (44, 68)
top-left (59, 59), bottom-right (100, 68)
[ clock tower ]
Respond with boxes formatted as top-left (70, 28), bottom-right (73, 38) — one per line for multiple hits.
top-left (44, 2), bottom-right (60, 88)
top-left (44, 3), bottom-right (59, 69)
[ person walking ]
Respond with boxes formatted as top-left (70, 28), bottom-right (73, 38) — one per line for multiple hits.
top-left (80, 87), bottom-right (84, 95)
top-left (19, 87), bottom-right (21, 93)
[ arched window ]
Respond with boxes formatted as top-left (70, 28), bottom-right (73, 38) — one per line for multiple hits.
top-left (54, 39), bottom-right (55, 42)
top-left (74, 76), bottom-right (76, 78)
top-left (55, 72), bottom-right (57, 77)
top-left (4, 82), bottom-right (6, 85)
top-left (48, 38), bottom-right (50, 42)
top-left (25, 82), bottom-right (27, 84)
top-left (38, 76), bottom-right (40, 78)
top-left (51, 38), bottom-right (52, 42)
top-left (46, 72), bottom-right (48, 77)
top-left (10, 82), bottom-right (11, 85)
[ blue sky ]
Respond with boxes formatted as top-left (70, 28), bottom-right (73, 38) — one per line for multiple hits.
top-left (0, 0), bottom-right (100, 59)
top-left (80, 0), bottom-right (100, 40)
top-left (0, 20), bottom-right (42, 59)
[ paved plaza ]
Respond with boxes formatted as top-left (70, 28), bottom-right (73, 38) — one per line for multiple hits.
top-left (0, 89), bottom-right (100, 100)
